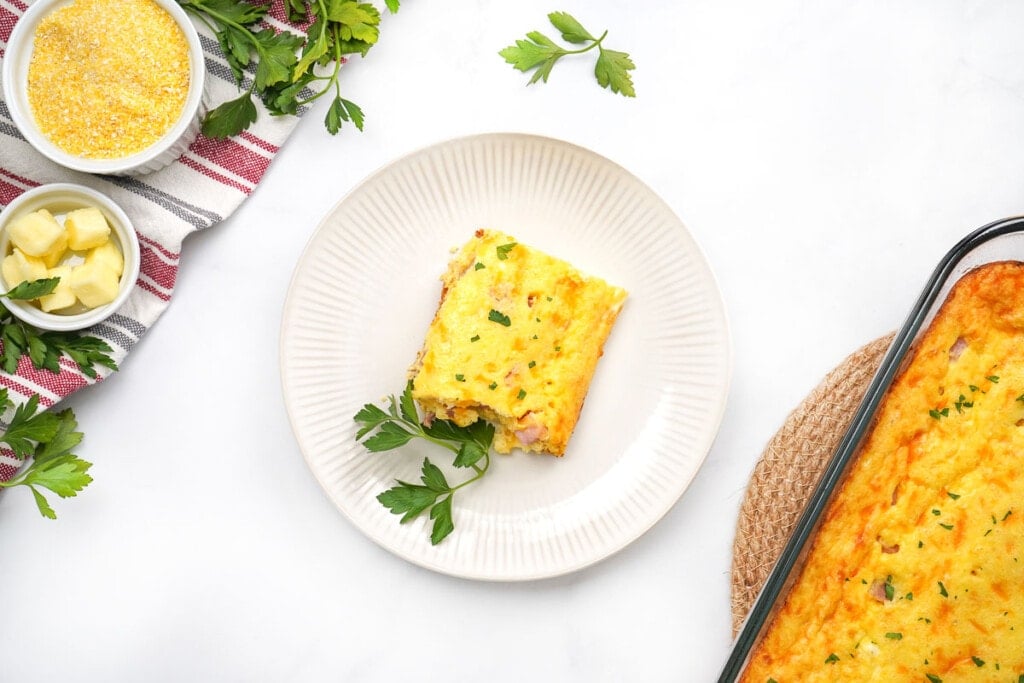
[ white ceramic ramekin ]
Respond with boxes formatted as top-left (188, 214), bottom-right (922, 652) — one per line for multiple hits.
top-left (1, 0), bottom-right (206, 176)
top-left (0, 184), bottom-right (141, 331)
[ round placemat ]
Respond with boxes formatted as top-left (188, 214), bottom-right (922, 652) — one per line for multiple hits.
top-left (730, 332), bottom-right (896, 634)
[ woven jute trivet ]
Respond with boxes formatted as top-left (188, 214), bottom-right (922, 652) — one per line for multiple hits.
top-left (730, 332), bottom-right (896, 635)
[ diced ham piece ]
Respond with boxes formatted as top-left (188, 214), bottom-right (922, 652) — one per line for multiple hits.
top-left (515, 413), bottom-right (548, 445)
top-left (868, 579), bottom-right (889, 603)
top-left (949, 336), bottom-right (968, 361)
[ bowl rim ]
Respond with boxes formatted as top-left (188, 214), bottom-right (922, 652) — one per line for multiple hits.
top-left (0, 183), bottom-right (141, 332)
top-left (0, 0), bottom-right (206, 175)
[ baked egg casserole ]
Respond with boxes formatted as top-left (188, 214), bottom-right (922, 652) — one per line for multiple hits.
top-left (742, 262), bottom-right (1024, 682)
top-left (410, 229), bottom-right (627, 456)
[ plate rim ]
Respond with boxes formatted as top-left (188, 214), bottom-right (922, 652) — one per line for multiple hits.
top-left (279, 131), bottom-right (734, 581)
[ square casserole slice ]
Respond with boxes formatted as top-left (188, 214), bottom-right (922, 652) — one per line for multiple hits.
top-left (410, 229), bottom-right (627, 456)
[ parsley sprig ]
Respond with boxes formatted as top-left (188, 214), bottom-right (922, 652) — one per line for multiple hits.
top-left (354, 383), bottom-right (494, 545)
top-left (0, 389), bottom-right (93, 519)
top-left (0, 300), bottom-right (117, 379)
top-left (500, 12), bottom-right (636, 97)
top-left (178, 0), bottom-right (400, 138)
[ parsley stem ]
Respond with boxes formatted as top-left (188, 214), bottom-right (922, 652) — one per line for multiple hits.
top-left (292, 0), bottom-right (344, 108)
top-left (560, 30), bottom-right (608, 55)
top-left (180, 2), bottom-right (274, 63)
top-left (451, 451), bottom-right (491, 492)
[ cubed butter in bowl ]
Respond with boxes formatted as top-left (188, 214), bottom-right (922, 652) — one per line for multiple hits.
top-left (0, 184), bottom-right (140, 332)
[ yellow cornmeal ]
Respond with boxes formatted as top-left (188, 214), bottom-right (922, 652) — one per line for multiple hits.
top-left (27, 0), bottom-right (190, 159)
top-left (742, 262), bottom-right (1024, 683)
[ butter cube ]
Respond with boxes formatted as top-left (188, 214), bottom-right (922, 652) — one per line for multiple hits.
top-left (64, 207), bottom-right (110, 250)
top-left (2, 248), bottom-right (48, 288)
top-left (39, 266), bottom-right (77, 312)
top-left (85, 240), bottom-right (124, 276)
top-left (41, 231), bottom-right (69, 268)
top-left (69, 261), bottom-right (120, 308)
top-left (7, 209), bottom-right (64, 256)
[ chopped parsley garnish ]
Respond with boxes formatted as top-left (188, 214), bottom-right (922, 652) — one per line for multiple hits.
top-left (1003, 510), bottom-right (1013, 521)
top-left (954, 394), bottom-right (973, 413)
top-left (528, 360), bottom-right (536, 368)
top-left (926, 674), bottom-right (942, 683)
top-left (938, 581), bottom-right (948, 597)
top-left (532, 334), bottom-right (538, 340)
top-left (987, 375), bottom-right (1000, 383)
top-left (554, 345), bottom-right (562, 352)
top-left (906, 592), bottom-right (913, 600)
top-left (939, 523), bottom-right (953, 530)
top-left (488, 382), bottom-right (498, 390)
top-left (517, 389), bottom-right (526, 400)
top-left (969, 384), bottom-right (980, 392)
top-left (488, 310), bottom-right (512, 326)
top-left (918, 540), bottom-right (924, 548)
top-left (885, 632), bottom-right (903, 640)
top-left (947, 491), bottom-right (961, 500)
top-left (474, 262), bottom-right (486, 271)
top-left (535, 317), bottom-right (541, 323)
top-left (825, 653), bottom-right (839, 664)
top-left (972, 656), bottom-right (985, 667)
top-left (496, 242), bottom-right (517, 260)
top-left (884, 575), bottom-right (895, 601)
top-left (929, 408), bottom-right (949, 419)
top-left (1017, 393), bottom-right (1024, 403)
top-left (545, 296), bottom-right (553, 302)
top-left (470, 335), bottom-right (480, 342)
top-left (455, 374), bottom-right (466, 382)
top-left (932, 509), bottom-right (941, 516)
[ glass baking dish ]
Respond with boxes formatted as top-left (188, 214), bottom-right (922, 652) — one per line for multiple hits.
top-left (719, 215), bottom-right (1024, 682)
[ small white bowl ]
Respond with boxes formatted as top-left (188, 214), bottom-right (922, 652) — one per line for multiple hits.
top-left (1, 0), bottom-right (206, 176)
top-left (0, 184), bottom-right (141, 332)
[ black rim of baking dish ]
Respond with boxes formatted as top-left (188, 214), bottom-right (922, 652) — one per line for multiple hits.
top-left (718, 214), bottom-right (1024, 682)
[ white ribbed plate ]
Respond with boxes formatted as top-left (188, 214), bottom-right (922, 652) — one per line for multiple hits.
top-left (280, 134), bottom-right (731, 581)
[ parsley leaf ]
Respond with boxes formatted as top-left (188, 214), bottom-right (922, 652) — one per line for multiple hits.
top-left (198, 92), bottom-right (258, 140)
top-left (0, 391), bottom-right (93, 519)
top-left (594, 48), bottom-right (636, 97)
top-left (548, 11), bottom-right (595, 43)
top-left (5, 277), bottom-right (60, 301)
top-left (500, 12), bottom-right (636, 97)
top-left (355, 383), bottom-right (494, 545)
top-left (428, 494), bottom-right (454, 545)
top-left (3, 394), bottom-right (61, 459)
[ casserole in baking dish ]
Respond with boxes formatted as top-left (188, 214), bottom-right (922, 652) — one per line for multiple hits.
top-left (722, 217), bottom-right (1024, 682)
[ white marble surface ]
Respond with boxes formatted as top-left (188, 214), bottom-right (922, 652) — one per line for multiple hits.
top-left (2, 1), bottom-right (1024, 680)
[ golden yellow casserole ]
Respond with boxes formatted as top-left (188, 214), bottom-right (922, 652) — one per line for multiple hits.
top-left (410, 229), bottom-right (627, 456)
top-left (743, 262), bottom-right (1024, 683)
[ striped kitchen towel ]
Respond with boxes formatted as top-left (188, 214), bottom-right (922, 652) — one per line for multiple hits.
top-left (0, 0), bottom-right (307, 480)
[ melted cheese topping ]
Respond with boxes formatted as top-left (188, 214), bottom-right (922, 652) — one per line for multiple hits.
top-left (743, 262), bottom-right (1024, 683)
top-left (411, 230), bottom-right (626, 456)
